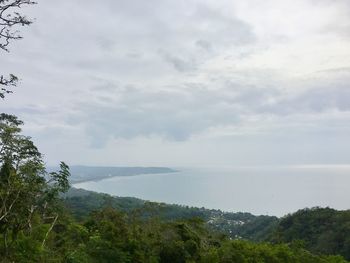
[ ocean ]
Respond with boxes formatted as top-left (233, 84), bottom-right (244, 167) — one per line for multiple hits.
top-left (73, 165), bottom-right (350, 216)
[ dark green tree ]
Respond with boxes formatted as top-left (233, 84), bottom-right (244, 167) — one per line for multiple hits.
top-left (0, 113), bottom-right (70, 260)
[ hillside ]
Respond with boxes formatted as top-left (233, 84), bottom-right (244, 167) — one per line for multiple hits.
top-left (269, 207), bottom-right (350, 260)
top-left (28, 207), bottom-right (350, 263)
top-left (64, 189), bottom-right (350, 261)
top-left (64, 187), bottom-right (278, 241)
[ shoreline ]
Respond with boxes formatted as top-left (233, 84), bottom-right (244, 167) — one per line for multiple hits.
top-left (71, 169), bottom-right (179, 185)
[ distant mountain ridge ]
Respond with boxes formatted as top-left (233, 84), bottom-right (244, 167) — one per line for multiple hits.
top-left (48, 166), bottom-right (177, 183)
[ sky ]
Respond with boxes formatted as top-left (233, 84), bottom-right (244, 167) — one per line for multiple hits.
top-left (1, 0), bottom-right (350, 167)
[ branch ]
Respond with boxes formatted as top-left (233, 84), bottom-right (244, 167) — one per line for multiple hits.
top-left (0, 0), bottom-right (36, 51)
top-left (0, 189), bottom-right (20, 222)
top-left (41, 214), bottom-right (58, 249)
top-left (0, 74), bottom-right (17, 98)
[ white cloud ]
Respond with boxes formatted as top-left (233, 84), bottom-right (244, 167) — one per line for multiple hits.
top-left (1, 0), bottom-right (350, 166)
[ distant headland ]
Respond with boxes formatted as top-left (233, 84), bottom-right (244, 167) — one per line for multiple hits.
top-left (48, 166), bottom-right (178, 184)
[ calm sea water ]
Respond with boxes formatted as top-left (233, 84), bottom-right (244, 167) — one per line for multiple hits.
top-left (73, 166), bottom-right (350, 216)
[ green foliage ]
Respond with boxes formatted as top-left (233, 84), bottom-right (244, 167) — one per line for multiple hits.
top-left (0, 114), bottom-right (70, 262)
top-left (16, 206), bottom-right (345, 263)
top-left (62, 191), bottom-right (350, 263)
top-left (63, 188), bottom-right (145, 221)
top-left (211, 240), bottom-right (348, 263)
top-left (63, 187), bottom-right (278, 241)
top-left (269, 207), bottom-right (350, 260)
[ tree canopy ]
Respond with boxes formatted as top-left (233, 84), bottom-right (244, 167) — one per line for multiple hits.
top-left (0, 113), bottom-right (70, 261)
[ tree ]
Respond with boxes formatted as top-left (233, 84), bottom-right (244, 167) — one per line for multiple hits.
top-left (0, 113), bottom-right (70, 259)
top-left (0, 0), bottom-right (36, 98)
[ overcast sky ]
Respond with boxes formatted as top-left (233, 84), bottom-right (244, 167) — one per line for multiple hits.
top-left (1, 0), bottom-right (350, 167)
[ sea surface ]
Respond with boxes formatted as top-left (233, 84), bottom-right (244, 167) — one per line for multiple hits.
top-left (73, 166), bottom-right (350, 216)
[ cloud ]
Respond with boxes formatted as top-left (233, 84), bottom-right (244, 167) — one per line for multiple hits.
top-left (159, 51), bottom-right (197, 72)
top-left (195, 40), bottom-right (213, 51)
top-left (68, 70), bottom-right (350, 147)
top-left (73, 84), bottom-right (240, 146)
top-left (1, 0), bottom-right (350, 165)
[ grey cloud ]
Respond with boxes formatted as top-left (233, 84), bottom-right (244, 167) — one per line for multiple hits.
top-left (61, 66), bottom-right (350, 148)
top-left (1, 0), bottom-right (350, 166)
top-left (68, 80), bottom-right (285, 147)
top-left (159, 51), bottom-right (196, 72)
top-left (1, 0), bottom-right (258, 95)
top-left (264, 68), bottom-right (350, 115)
top-left (315, 67), bottom-right (350, 74)
top-left (292, 85), bottom-right (350, 112)
top-left (126, 52), bottom-right (143, 59)
top-left (259, 84), bottom-right (350, 115)
top-left (191, 4), bottom-right (256, 46)
top-left (71, 84), bottom-right (246, 147)
top-left (195, 40), bottom-right (213, 51)
top-left (312, 0), bottom-right (350, 38)
top-left (97, 38), bottom-right (116, 51)
top-left (224, 81), bottom-right (280, 109)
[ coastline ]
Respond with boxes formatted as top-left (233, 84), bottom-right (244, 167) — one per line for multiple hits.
top-left (69, 167), bottom-right (179, 184)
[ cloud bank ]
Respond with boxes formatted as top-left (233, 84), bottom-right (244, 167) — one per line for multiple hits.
top-left (1, 0), bottom-right (350, 166)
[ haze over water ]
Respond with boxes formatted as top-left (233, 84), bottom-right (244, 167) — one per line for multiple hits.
top-left (74, 165), bottom-right (350, 217)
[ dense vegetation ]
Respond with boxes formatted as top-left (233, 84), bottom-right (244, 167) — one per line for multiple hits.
top-left (64, 189), bottom-right (350, 261)
top-left (2, 205), bottom-right (349, 263)
top-left (0, 113), bottom-right (70, 262)
top-left (63, 188), bottom-right (278, 241)
top-left (269, 207), bottom-right (350, 260)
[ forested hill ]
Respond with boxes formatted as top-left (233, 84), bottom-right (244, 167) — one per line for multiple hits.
top-left (64, 187), bottom-right (278, 241)
top-left (269, 207), bottom-right (350, 260)
top-left (64, 188), bottom-right (350, 261)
